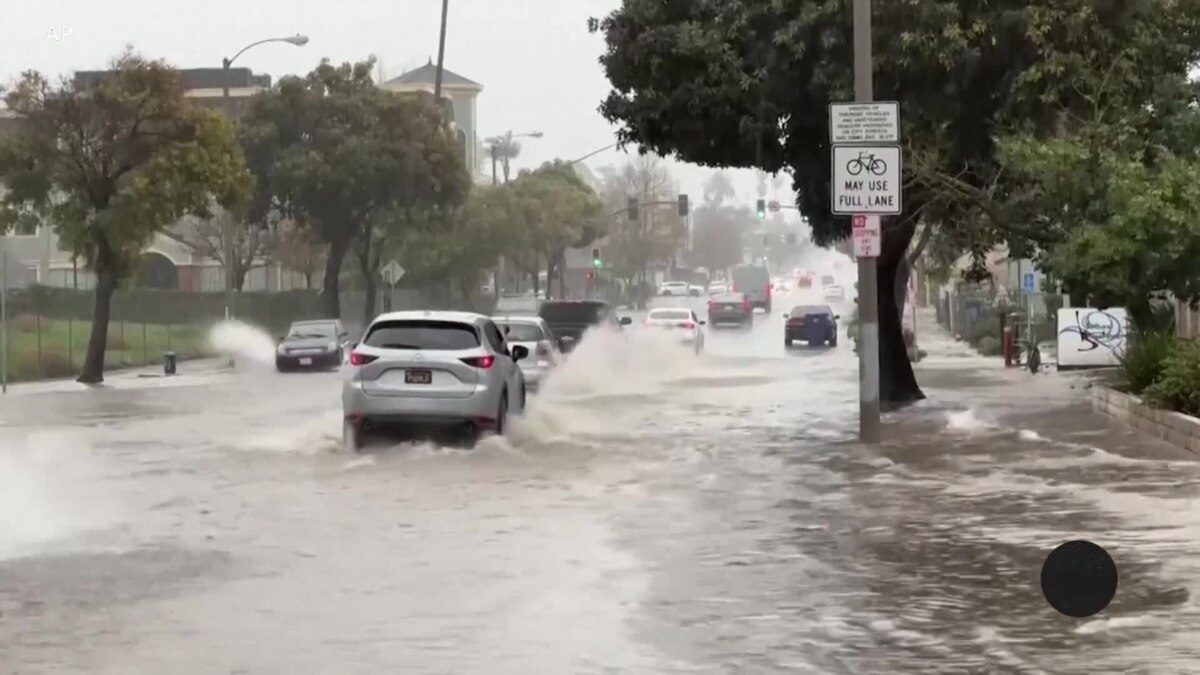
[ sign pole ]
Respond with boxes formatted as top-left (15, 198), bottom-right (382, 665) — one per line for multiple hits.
top-left (1, 241), bottom-right (7, 394)
top-left (853, 0), bottom-right (881, 443)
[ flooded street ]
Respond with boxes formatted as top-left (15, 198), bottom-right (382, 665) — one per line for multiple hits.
top-left (3, 291), bottom-right (1200, 674)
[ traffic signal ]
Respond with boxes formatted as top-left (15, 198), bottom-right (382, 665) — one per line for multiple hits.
top-left (591, 247), bottom-right (601, 268)
top-left (756, 199), bottom-right (766, 220)
top-left (585, 271), bottom-right (594, 280)
top-left (678, 194), bottom-right (689, 217)
top-left (627, 197), bottom-right (639, 221)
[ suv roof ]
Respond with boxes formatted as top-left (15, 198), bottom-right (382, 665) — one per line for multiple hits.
top-left (370, 310), bottom-right (487, 326)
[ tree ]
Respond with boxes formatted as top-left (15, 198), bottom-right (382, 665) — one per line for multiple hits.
top-left (510, 162), bottom-right (604, 298)
top-left (484, 131), bottom-right (523, 184)
top-left (589, 0), bottom-right (1200, 407)
top-left (0, 51), bottom-right (251, 383)
top-left (274, 218), bottom-right (324, 289)
top-left (350, 93), bottom-right (471, 326)
top-left (693, 171), bottom-right (749, 272)
top-left (239, 57), bottom-right (382, 319)
top-left (162, 208), bottom-right (271, 290)
top-left (596, 154), bottom-right (685, 302)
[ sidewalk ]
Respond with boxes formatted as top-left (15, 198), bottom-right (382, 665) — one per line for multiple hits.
top-left (901, 305), bottom-right (1193, 461)
top-left (1, 357), bottom-right (231, 396)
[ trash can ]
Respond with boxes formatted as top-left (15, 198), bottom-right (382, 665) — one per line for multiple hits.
top-left (163, 351), bottom-right (177, 376)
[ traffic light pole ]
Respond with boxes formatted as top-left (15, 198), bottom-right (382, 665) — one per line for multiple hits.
top-left (854, 0), bottom-right (882, 444)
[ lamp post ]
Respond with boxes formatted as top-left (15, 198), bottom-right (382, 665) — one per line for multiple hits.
top-left (220, 34), bottom-right (309, 327)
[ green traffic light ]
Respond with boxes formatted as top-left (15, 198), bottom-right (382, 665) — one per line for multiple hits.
top-left (593, 258), bottom-right (601, 268)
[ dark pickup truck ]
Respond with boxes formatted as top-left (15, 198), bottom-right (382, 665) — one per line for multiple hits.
top-left (538, 300), bottom-right (631, 353)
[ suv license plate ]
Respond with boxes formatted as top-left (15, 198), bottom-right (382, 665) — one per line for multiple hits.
top-left (299, 357), bottom-right (312, 365)
top-left (405, 369), bottom-right (432, 384)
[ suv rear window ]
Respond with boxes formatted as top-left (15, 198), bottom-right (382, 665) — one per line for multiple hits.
top-left (539, 302), bottom-right (610, 325)
top-left (713, 292), bottom-right (745, 303)
top-left (790, 305), bottom-right (831, 317)
top-left (649, 309), bottom-right (692, 321)
top-left (496, 321), bottom-right (545, 341)
top-left (363, 320), bottom-right (480, 350)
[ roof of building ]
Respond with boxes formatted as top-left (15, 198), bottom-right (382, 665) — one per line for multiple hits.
top-left (74, 67), bottom-right (271, 91)
top-left (383, 58), bottom-right (481, 89)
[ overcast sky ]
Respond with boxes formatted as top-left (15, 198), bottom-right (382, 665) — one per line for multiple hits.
top-left (3, 0), bottom-right (806, 225)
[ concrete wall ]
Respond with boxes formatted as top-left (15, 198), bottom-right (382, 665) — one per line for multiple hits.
top-left (1093, 385), bottom-right (1200, 454)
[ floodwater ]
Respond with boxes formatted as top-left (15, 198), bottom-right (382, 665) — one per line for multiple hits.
top-left (2, 276), bottom-right (1200, 673)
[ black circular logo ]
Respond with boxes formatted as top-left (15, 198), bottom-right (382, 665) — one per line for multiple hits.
top-left (1040, 540), bottom-right (1118, 617)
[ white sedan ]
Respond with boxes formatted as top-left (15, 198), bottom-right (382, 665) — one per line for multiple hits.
top-left (658, 281), bottom-right (690, 296)
top-left (642, 307), bottom-right (706, 354)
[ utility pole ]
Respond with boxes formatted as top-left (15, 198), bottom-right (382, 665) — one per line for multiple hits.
top-left (2, 240), bottom-right (7, 394)
top-left (434, 0), bottom-right (450, 101)
top-left (854, 0), bottom-right (881, 443)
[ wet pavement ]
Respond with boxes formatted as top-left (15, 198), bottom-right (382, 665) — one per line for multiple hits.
top-left (2, 288), bottom-right (1200, 674)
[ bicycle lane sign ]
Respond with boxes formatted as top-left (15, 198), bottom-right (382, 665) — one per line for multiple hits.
top-left (830, 145), bottom-right (902, 215)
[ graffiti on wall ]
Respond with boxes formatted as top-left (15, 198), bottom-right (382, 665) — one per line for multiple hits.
top-left (1056, 308), bottom-right (1129, 368)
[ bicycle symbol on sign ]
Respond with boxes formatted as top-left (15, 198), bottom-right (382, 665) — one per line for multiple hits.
top-left (845, 151), bottom-right (888, 176)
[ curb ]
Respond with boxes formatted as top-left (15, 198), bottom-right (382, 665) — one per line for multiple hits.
top-left (1093, 385), bottom-right (1200, 455)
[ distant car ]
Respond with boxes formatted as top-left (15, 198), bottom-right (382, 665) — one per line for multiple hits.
top-left (708, 283), bottom-right (729, 296)
top-left (538, 300), bottom-right (632, 353)
top-left (824, 284), bottom-right (845, 301)
top-left (707, 292), bottom-right (753, 328)
top-left (643, 307), bottom-right (706, 354)
top-left (731, 264), bottom-right (772, 311)
top-left (341, 311), bottom-right (529, 451)
top-left (276, 319), bottom-right (350, 371)
top-left (795, 272), bottom-right (814, 288)
top-left (493, 315), bottom-right (560, 391)
top-left (688, 284), bottom-right (704, 297)
top-left (658, 281), bottom-right (690, 296)
top-left (774, 282), bottom-right (791, 293)
top-left (783, 305), bottom-right (839, 348)
top-left (820, 274), bottom-right (836, 287)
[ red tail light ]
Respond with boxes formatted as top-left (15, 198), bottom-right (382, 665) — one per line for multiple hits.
top-left (708, 300), bottom-right (717, 311)
top-left (349, 351), bottom-right (377, 366)
top-left (765, 283), bottom-right (772, 298)
top-left (683, 321), bottom-right (696, 329)
top-left (742, 298), bottom-right (750, 311)
top-left (461, 355), bottom-right (495, 369)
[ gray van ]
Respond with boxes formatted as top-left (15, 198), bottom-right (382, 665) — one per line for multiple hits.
top-left (731, 265), bottom-right (772, 311)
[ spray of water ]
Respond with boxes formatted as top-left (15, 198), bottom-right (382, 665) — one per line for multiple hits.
top-left (208, 320), bottom-right (278, 368)
top-left (0, 431), bottom-right (122, 559)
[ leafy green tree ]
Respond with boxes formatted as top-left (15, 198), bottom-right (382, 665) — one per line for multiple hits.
top-left (239, 58), bottom-right (383, 319)
top-left (351, 94), bottom-right (471, 325)
top-left (511, 162), bottom-right (604, 298)
top-left (0, 51), bottom-right (251, 383)
top-left (589, 0), bottom-right (1200, 406)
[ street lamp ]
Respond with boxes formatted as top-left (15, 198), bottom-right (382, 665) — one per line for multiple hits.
top-left (567, 141), bottom-right (620, 167)
top-left (220, 34), bottom-right (309, 325)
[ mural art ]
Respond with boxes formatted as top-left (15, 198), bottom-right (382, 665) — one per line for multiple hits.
top-left (1056, 308), bottom-right (1129, 368)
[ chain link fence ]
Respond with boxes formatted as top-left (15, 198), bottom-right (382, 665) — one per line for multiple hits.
top-left (934, 285), bottom-right (1063, 357)
top-left (1, 284), bottom-right (501, 383)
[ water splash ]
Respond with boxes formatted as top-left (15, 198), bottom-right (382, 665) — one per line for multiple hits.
top-left (0, 430), bottom-right (122, 559)
top-left (208, 320), bottom-right (277, 368)
top-left (946, 408), bottom-right (991, 432)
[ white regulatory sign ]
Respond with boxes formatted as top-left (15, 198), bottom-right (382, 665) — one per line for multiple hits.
top-left (851, 214), bottom-right (881, 258)
top-left (831, 145), bottom-right (902, 215)
top-left (829, 102), bottom-right (900, 144)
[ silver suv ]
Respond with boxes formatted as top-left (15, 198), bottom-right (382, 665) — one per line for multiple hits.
top-left (341, 311), bottom-right (529, 451)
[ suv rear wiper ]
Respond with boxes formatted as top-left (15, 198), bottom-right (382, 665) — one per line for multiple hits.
top-left (379, 343), bottom-right (423, 349)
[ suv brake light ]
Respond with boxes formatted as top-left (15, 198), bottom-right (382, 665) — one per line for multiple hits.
top-left (349, 351), bottom-right (377, 366)
top-left (682, 321), bottom-right (696, 329)
top-left (742, 298), bottom-right (750, 311)
top-left (707, 300), bottom-right (717, 311)
top-left (461, 355), bottom-right (495, 369)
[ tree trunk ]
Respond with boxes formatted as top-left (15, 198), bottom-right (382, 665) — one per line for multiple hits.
top-left (895, 258), bottom-right (910, 314)
top-left (234, 261), bottom-right (247, 291)
top-left (321, 238), bottom-right (349, 319)
top-left (304, 271), bottom-right (313, 290)
top-left (363, 275), bottom-right (377, 328)
top-left (878, 219), bottom-right (925, 409)
top-left (531, 270), bottom-right (540, 296)
top-left (78, 237), bottom-right (117, 384)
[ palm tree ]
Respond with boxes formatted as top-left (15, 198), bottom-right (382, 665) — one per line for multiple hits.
top-left (485, 132), bottom-right (523, 184)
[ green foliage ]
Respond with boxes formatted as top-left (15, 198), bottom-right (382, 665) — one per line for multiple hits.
top-left (1144, 339), bottom-right (1200, 417)
top-left (1119, 331), bottom-right (1179, 395)
top-left (0, 50), bottom-right (253, 382)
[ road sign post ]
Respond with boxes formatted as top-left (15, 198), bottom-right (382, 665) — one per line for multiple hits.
top-left (832, 0), bottom-right (898, 445)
